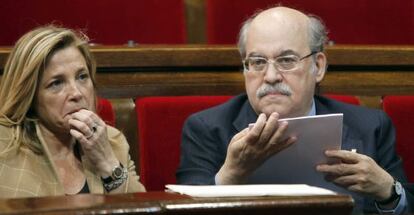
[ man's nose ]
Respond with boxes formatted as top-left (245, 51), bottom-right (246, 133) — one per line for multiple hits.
top-left (264, 61), bottom-right (283, 83)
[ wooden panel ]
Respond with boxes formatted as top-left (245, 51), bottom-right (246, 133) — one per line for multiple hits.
top-left (324, 45), bottom-right (414, 66)
top-left (110, 98), bottom-right (140, 173)
top-left (2, 45), bottom-right (414, 69)
top-left (96, 71), bottom-right (245, 98)
top-left (2, 45), bottom-right (414, 108)
top-left (320, 71), bottom-right (414, 96)
top-left (185, 0), bottom-right (207, 44)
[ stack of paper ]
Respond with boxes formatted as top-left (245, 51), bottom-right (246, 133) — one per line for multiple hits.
top-left (165, 184), bottom-right (336, 197)
top-left (247, 113), bottom-right (344, 192)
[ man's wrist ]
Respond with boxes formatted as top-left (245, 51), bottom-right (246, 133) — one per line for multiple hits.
top-left (376, 180), bottom-right (403, 205)
top-left (217, 163), bottom-right (249, 184)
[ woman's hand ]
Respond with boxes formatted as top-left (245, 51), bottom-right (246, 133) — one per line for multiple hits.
top-left (68, 109), bottom-right (119, 178)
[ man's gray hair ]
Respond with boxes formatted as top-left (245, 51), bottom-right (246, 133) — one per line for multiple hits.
top-left (237, 12), bottom-right (328, 59)
top-left (308, 15), bottom-right (328, 53)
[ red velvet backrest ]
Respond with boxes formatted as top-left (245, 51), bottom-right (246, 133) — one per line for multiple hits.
top-left (324, 94), bottom-right (360, 106)
top-left (382, 96), bottom-right (414, 182)
top-left (97, 98), bottom-right (115, 127)
top-left (0, 0), bottom-right (186, 45)
top-left (135, 94), bottom-right (357, 191)
top-left (135, 96), bottom-right (233, 191)
top-left (206, 0), bottom-right (414, 45)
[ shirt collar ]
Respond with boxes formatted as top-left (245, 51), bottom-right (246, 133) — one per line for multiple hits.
top-left (308, 98), bottom-right (316, 116)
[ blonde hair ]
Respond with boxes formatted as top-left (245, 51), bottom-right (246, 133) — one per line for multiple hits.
top-left (0, 25), bottom-right (96, 154)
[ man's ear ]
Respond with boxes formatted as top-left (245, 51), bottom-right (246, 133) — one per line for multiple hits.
top-left (314, 52), bottom-right (327, 83)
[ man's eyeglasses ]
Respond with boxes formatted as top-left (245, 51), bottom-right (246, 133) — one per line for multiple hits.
top-left (242, 51), bottom-right (318, 73)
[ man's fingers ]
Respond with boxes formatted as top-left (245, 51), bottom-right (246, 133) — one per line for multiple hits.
top-left (317, 162), bottom-right (358, 176)
top-left (244, 113), bottom-right (267, 144)
top-left (271, 136), bottom-right (296, 154)
top-left (331, 174), bottom-right (359, 187)
top-left (232, 128), bottom-right (249, 141)
top-left (256, 112), bottom-right (280, 145)
top-left (347, 184), bottom-right (366, 193)
top-left (267, 120), bottom-right (288, 145)
top-left (324, 150), bottom-right (360, 164)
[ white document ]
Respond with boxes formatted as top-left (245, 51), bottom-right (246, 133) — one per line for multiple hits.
top-left (166, 184), bottom-right (336, 197)
top-left (247, 113), bottom-right (347, 193)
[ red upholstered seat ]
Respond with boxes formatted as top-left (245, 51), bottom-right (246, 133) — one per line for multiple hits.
top-left (136, 96), bottom-right (232, 191)
top-left (97, 98), bottom-right (115, 127)
top-left (206, 0), bottom-right (414, 45)
top-left (324, 94), bottom-right (360, 106)
top-left (0, 0), bottom-right (186, 45)
top-left (135, 94), bottom-right (358, 190)
top-left (382, 96), bottom-right (414, 182)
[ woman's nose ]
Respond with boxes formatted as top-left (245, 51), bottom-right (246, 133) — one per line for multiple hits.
top-left (67, 82), bottom-right (82, 99)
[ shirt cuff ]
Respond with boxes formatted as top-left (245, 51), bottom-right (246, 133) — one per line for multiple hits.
top-left (214, 173), bottom-right (220, 185)
top-left (376, 188), bottom-right (407, 214)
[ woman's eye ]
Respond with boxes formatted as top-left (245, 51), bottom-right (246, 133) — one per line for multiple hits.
top-left (78, 72), bottom-right (89, 81)
top-left (48, 80), bottom-right (62, 89)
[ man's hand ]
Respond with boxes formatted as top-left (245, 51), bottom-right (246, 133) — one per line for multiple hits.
top-left (216, 112), bottom-right (296, 184)
top-left (316, 150), bottom-right (394, 201)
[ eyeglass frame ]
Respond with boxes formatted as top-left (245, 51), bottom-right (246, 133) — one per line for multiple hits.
top-left (242, 51), bottom-right (318, 73)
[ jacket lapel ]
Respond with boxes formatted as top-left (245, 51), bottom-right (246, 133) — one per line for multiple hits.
top-left (35, 123), bottom-right (65, 195)
top-left (233, 98), bottom-right (258, 132)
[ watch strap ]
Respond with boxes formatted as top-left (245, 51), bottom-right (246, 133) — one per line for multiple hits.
top-left (377, 180), bottom-right (401, 205)
top-left (101, 163), bottom-right (128, 192)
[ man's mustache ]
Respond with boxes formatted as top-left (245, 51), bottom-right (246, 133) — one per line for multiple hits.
top-left (256, 83), bottom-right (292, 98)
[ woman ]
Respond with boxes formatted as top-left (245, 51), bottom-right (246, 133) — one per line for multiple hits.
top-left (0, 26), bottom-right (145, 197)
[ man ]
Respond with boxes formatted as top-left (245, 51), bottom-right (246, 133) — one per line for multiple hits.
top-left (176, 6), bottom-right (412, 214)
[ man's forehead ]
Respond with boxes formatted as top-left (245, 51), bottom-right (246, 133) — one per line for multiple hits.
top-left (250, 8), bottom-right (308, 33)
top-left (247, 50), bottom-right (299, 58)
top-left (245, 26), bottom-right (309, 57)
top-left (245, 7), bottom-right (310, 57)
top-left (254, 7), bottom-right (309, 24)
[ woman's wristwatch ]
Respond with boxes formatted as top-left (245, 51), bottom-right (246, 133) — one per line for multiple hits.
top-left (101, 163), bottom-right (128, 192)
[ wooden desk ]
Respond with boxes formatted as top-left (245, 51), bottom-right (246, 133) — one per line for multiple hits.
top-left (0, 192), bottom-right (353, 215)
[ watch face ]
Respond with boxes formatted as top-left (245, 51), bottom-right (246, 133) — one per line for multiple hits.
top-left (113, 166), bottom-right (123, 179)
top-left (395, 181), bottom-right (403, 195)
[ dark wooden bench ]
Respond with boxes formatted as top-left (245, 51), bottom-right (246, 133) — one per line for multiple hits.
top-left (1, 45), bottom-right (414, 171)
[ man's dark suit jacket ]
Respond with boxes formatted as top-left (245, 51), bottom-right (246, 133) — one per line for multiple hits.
top-left (176, 94), bottom-right (413, 213)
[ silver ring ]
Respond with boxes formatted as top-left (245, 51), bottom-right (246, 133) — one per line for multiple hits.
top-left (86, 123), bottom-right (98, 139)
top-left (91, 123), bottom-right (98, 133)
